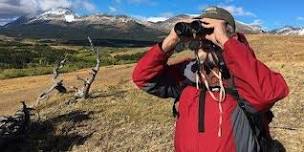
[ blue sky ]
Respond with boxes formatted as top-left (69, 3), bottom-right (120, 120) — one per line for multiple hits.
top-left (88, 0), bottom-right (304, 29)
top-left (1, 0), bottom-right (304, 29)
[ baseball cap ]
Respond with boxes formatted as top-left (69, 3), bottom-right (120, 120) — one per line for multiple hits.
top-left (194, 6), bottom-right (236, 33)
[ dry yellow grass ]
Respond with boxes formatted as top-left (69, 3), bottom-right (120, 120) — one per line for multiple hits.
top-left (0, 34), bottom-right (303, 151)
top-left (0, 64), bottom-right (133, 116)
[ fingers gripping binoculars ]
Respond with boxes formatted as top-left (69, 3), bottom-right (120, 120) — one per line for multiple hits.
top-left (174, 20), bottom-right (214, 39)
top-left (173, 20), bottom-right (231, 80)
top-left (174, 20), bottom-right (215, 52)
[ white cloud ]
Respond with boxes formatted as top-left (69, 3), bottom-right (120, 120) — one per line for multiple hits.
top-left (0, 17), bottom-right (18, 26)
top-left (132, 12), bottom-right (174, 23)
top-left (0, 0), bottom-right (96, 18)
top-left (0, 1), bottom-right (39, 17)
top-left (37, 0), bottom-right (71, 11)
top-left (297, 17), bottom-right (304, 21)
top-left (250, 19), bottom-right (263, 26)
top-left (109, 6), bottom-right (117, 13)
top-left (0, 0), bottom-right (97, 25)
top-left (146, 17), bottom-right (168, 22)
top-left (218, 5), bottom-right (256, 17)
top-left (74, 0), bottom-right (96, 13)
top-left (132, 15), bottom-right (169, 22)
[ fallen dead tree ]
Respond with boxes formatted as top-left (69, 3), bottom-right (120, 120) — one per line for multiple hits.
top-left (67, 37), bottom-right (100, 104)
top-left (0, 102), bottom-right (34, 145)
top-left (36, 55), bottom-right (68, 105)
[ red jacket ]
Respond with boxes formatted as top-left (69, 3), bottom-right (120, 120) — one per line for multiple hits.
top-left (132, 34), bottom-right (289, 152)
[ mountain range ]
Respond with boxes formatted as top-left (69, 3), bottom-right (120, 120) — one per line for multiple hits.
top-left (0, 8), bottom-right (303, 43)
top-left (270, 26), bottom-right (304, 36)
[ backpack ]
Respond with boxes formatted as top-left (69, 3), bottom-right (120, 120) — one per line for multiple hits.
top-left (172, 82), bottom-right (274, 152)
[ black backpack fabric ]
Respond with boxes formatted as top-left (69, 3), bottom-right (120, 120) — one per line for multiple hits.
top-left (225, 87), bottom-right (274, 152)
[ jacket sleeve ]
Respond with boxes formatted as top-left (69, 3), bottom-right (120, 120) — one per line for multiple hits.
top-left (132, 43), bottom-right (186, 99)
top-left (223, 34), bottom-right (289, 111)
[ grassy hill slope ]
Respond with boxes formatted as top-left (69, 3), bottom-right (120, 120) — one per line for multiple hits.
top-left (0, 35), bottom-right (303, 151)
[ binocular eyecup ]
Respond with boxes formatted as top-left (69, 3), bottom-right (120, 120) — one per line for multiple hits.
top-left (174, 20), bottom-right (214, 38)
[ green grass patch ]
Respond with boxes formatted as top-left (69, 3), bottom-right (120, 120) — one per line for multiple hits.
top-left (0, 40), bottom-right (147, 79)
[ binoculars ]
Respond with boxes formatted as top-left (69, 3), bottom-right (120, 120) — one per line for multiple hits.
top-left (174, 20), bottom-right (214, 38)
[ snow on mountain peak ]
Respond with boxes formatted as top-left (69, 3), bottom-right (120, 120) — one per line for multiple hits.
top-left (276, 26), bottom-right (297, 33)
top-left (64, 14), bottom-right (75, 23)
top-left (271, 26), bottom-right (304, 36)
top-left (5, 11), bottom-right (304, 36)
top-left (40, 8), bottom-right (73, 17)
top-left (299, 29), bottom-right (304, 35)
top-left (25, 8), bottom-right (77, 23)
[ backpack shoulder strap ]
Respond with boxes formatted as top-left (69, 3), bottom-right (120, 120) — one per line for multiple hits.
top-left (172, 79), bottom-right (194, 117)
top-left (225, 77), bottom-right (274, 152)
top-left (225, 78), bottom-right (258, 114)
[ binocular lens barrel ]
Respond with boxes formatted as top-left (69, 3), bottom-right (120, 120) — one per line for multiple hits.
top-left (174, 20), bottom-right (214, 38)
top-left (174, 22), bottom-right (194, 37)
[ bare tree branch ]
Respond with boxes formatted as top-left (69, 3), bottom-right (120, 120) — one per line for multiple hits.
top-left (69, 36), bottom-right (100, 102)
top-left (36, 55), bottom-right (68, 105)
top-left (53, 54), bottom-right (67, 81)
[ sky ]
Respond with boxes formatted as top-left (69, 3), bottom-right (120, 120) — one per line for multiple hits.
top-left (0, 0), bottom-right (304, 29)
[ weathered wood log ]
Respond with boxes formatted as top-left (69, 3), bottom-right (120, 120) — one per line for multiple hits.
top-left (70, 37), bottom-right (100, 102)
top-left (36, 55), bottom-right (68, 105)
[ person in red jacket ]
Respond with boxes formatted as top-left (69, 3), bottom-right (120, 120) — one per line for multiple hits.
top-left (132, 6), bottom-right (289, 152)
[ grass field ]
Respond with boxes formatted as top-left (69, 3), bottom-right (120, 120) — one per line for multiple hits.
top-left (0, 35), bottom-right (303, 151)
top-left (0, 39), bottom-right (146, 79)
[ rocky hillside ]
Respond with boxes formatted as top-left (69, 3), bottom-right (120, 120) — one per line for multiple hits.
top-left (0, 8), bottom-right (163, 41)
top-left (0, 8), bottom-right (266, 41)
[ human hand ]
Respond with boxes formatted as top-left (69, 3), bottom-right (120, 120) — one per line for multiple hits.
top-left (161, 19), bottom-right (194, 53)
top-left (200, 18), bottom-right (230, 49)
